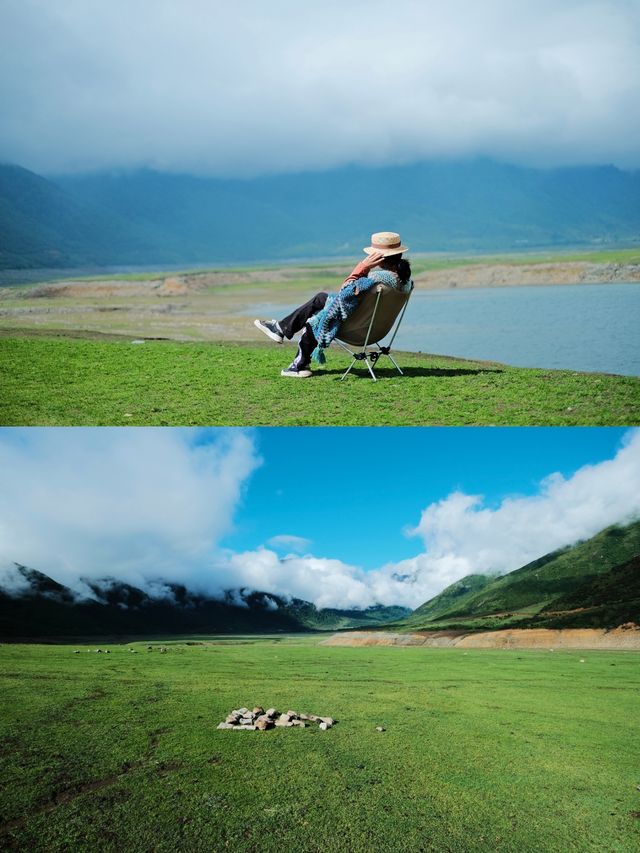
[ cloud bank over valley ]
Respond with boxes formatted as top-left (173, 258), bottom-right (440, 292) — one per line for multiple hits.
top-left (1, 429), bottom-right (639, 610)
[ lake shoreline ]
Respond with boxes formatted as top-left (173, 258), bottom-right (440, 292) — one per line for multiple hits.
top-left (1, 263), bottom-right (638, 376)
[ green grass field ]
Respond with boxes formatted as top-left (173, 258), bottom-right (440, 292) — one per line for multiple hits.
top-left (2, 335), bottom-right (639, 426)
top-left (1, 637), bottom-right (639, 852)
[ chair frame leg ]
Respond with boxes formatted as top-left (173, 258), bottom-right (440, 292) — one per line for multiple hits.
top-left (340, 357), bottom-right (357, 381)
top-left (334, 286), bottom-right (412, 381)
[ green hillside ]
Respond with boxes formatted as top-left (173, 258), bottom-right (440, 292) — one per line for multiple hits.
top-left (401, 518), bottom-right (640, 631)
top-left (409, 573), bottom-right (492, 622)
top-left (2, 159), bottom-right (640, 269)
top-left (0, 165), bottom-right (158, 269)
top-left (536, 554), bottom-right (640, 629)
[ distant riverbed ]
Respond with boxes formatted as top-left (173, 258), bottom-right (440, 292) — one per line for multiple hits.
top-left (250, 283), bottom-right (640, 376)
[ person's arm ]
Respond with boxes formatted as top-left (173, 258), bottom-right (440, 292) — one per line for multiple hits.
top-left (341, 251), bottom-right (386, 290)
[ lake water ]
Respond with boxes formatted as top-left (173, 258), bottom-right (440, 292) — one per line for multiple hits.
top-left (250, 283), bottom-right (640, 376)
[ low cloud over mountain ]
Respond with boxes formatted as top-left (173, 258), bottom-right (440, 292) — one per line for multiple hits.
top-left (1, 429), bottom-right (639, 609)
top-left (1, 1), bottom-right (639, 176)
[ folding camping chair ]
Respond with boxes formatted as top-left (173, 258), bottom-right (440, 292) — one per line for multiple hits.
top-left (334, 283), bottom-right (413, 381)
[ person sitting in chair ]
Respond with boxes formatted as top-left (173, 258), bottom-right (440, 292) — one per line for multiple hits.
top-left (254, 232), bottom-right (412, 378)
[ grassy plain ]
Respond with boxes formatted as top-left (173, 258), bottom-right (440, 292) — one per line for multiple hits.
top-left (1, 334), bottom-right (639, 426)
top-left (1, 637), bottom-right (639, 852)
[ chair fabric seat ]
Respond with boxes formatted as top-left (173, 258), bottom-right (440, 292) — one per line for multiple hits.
top-left (336, 284), bottom-right (411, 347)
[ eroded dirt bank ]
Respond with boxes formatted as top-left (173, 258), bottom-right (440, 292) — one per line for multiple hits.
top-left (322, 626), bottom-right (640, 650)
top-left (414, 261), bottom-right (640, 288)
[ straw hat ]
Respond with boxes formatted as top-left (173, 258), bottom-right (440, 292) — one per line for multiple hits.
top-left (363, 231), bottom-right (408, 257)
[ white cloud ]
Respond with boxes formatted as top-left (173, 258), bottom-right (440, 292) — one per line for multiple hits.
top-left (266, 534), bottom-right (312, 554)
top-left (212, 429), bottom-right (640, 608)
top-left (1, 428), bottom-right (639, 612)
top-left (0, 0), bottom-right (639, 174)
top-left (0, 428), bottom-right (260, 595)
top-left (0, 561), bottom-right (33, 596)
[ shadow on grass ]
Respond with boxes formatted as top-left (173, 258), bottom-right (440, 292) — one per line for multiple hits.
top-left (317, 366), bottom-right (504, 379)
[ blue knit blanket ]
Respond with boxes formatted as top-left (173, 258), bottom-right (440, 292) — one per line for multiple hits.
top-left (307, 269), bottom-right (410, 363)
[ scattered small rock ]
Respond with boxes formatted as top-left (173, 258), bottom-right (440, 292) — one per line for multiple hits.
top-left (375, 726), bottom-right (386, 732)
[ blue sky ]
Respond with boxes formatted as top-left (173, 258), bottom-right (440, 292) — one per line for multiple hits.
top-left (220, 427), bottom-right (630, 569)
top-left (1, 427), bottom-right (638, 608)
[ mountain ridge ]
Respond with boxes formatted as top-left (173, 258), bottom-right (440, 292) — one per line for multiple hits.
top-left (2, 159), bottom-right (639, 269)
top-left (0, 564), bottom-right (410, 638)
top-left (400, 518), bottom-right (640, 631)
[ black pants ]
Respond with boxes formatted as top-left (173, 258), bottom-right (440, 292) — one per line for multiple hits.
top-left (279, 292), bottom-right (328, 367)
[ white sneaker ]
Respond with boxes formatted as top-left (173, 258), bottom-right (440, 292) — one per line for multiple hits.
top-left (254, 319), bottom-right (284, 343)
top-left (281, 362), bottom-right (312, 378)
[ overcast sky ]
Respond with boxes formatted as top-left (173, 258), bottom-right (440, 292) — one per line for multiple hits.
top-left (1, 427), bottom-right (639, 609)
top-left (1, 0), bottom-right (639, 176)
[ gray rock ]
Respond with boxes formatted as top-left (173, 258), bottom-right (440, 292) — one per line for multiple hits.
top-left (275, 720), bottom-right (294, 727)
top-left (279, 713), bottom-right (291, 723)
top-left (252, 707), bottom-right (265, 715)
top-left (225, 714), bottom-right (241, 724)
top-left (265, 708), bottom-right (277, 718)
top-left (286, 710), bottom-right (298, 719)
top-left (320, 717), bottom-right (335, 726)
top-left (237, 707), bottom-right (249, 715)
top-left (319, 722), bottom-right (329, 731)
top-left (291, 720), bottom-right (306, 728)
top-left (375, 726), bottom-right (386, 732)
top-left (234, 725), bottom-right (257, 731)
top-left (217, 722), bottom-right (235, 730)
